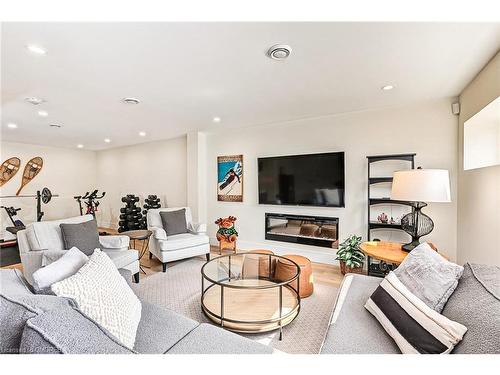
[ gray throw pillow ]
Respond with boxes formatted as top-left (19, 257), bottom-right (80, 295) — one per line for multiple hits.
top-left (160, 209), bottom-right (188, 236)
top-left (394, 242), bottom-right (463, 312)
top-left (60, 219), bottom-right (100, 256)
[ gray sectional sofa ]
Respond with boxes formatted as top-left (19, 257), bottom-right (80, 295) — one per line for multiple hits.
top-left (320, 263), bottom-right (500, 354)
top-left (0, 269), bottom-right (272, 354)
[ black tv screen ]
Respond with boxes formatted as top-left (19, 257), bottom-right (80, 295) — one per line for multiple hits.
top-left (258, 152), bottom-right (345, 207)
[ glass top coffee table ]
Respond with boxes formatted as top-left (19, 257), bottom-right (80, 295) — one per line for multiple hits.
top-left (201, 252), bottom-right (301, 340)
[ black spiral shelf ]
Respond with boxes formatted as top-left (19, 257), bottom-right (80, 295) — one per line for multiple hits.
top-left (366, 153), bottom-right (416, 277)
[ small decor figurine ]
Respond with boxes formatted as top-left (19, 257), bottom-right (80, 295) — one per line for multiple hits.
top-left (336, 235), bottom-right (365, 275)
top-left (377, 212), bottom-right (388, 224)
top-left (215, 216), bottom-right (238, 254)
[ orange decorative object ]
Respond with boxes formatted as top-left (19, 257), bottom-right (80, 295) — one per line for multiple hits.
top-left (215, 216), bottom-right (238, 254)
top-left (241, 250), bottom-right (276, 279)
top-left (275, 254), bottom-right (314, 298)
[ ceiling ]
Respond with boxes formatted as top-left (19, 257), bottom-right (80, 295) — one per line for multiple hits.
top-left (2, 22), bottom-right (499, 150)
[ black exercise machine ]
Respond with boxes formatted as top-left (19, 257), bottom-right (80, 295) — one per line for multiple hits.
top-left (74, 190), bottom-right (106, 217)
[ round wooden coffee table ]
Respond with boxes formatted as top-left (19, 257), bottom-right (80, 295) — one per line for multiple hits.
top-left (201, 252), bottom-right (301, 340)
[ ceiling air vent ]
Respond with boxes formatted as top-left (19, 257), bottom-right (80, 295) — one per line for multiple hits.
top-left (121, 97), bottom-right (141, 105)
top-left (266, 44), bottom-right (292, 60)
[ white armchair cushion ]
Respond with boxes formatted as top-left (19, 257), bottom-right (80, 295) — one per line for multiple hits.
top-left (99, 235), bottom-right (130, 250)
top-left (158, 233), bottom-right (209, 252)
top-left (189, 222), bottom-right (207, 234)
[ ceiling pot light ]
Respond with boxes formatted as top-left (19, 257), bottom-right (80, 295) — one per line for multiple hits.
top-left (213, 117), bottom-right (221, 123)
top-left (381, 85), bottom-right (394, 91)
top-left (104, 138), bottom-right (111, 143)
top-left (121, 97), bottom-right (140, 105)
top-left (25, 97), bottom-right (45, 105)
top-left (77, 144), bottom-right (84, 149)
top-left (138, 131), bottom-right (146, 137)
top-left (7, 123), bottom-right (18, 129)
top-left (38, 110), bottom-right (48, 117)
top-left (26, 44), bottom-right (47, 55)
top-left (267, 44), bottom-right (292, 60)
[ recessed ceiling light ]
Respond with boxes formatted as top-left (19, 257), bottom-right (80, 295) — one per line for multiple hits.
top-left (38, 110), bottom-right (48, 117)
top-left (25, 97), bottom-right (45, 105)
top-left (77, 144), bottom-right (84, 149)
top-left (267, 44), bottom-right (292, 60)
top-left (213, 117), bottom-right (221, 123)
top-left (104, 138), bottom-right (111, 143)
top-left (121, 97), bottom-right (140, 105)
top-left (139, 131), bottom-right (146, 137)
top-left (26, 44), bottom-right (47, 55)
top-left (381, 85), bottom-right (394, 91)
top-left (7, 123), bottom-right (18, 129)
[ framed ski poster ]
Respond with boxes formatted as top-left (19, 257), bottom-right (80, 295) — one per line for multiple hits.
top-left (217, 155), bottom-right (243, 202)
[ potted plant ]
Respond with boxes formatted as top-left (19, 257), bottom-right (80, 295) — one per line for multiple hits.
top-left (336, 235), bottom-right (365, 275)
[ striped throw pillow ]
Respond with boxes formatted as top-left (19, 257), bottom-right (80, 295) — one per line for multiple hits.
top-left (365, 272), bottom-right (467, 354)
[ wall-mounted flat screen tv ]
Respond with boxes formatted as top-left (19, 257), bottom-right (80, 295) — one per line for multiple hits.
top-left (258, 152), bottom-right (345, 207)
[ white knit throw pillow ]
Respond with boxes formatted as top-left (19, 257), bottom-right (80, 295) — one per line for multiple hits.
top-left (51, 249), bottom-right (141, 349)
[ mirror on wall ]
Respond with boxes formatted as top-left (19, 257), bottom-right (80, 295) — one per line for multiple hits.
top-left (464, 96), bottom-right (500, 170)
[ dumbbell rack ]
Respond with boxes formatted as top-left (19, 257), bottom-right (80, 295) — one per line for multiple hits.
top-left (118, 195), bottom-right (143, 233)
top-left (142, 195), bottom-right (161, 228)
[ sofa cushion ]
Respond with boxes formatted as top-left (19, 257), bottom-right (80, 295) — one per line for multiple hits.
top-left (320, 274), bottom-right (399, 354)
top-left (60, 219), bottom-right (100, 255)
top-left (394, 242), bottom-right (463, 312)
top-left (160, 209), bottom-right (188, 236)
top-left (32, 247), bottom-right (88, 293)
top-left (19, 306), bottom-right (133, 354)
top-left (166, 323), bottom-right (273, 354)
top-left (158, 233), bottom-right (209, 252)
top-left (0, 269), bottom-right (33, 296)
top-left (442, 263), bottom-right (500, 354)
top-left (133, 301), bottom-right (199, 353)
top-left (0, 292), bottom-right (74, 354)
top-left (105, 249), bottom-right (139, 269)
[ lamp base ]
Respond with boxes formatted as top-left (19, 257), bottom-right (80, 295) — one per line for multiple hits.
top-left (401, 240), bottom-right (421, 252)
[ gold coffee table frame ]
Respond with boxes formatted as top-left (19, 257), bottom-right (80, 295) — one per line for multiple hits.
top-left (201, 252), bottom-right (301, 340)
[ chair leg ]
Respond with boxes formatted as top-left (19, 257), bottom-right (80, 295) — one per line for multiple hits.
top-left (162, 263), bottom-right (167, 272)
top-left (133, 272), bottom-right (140, 283)
top-left (206, 253), bottom-right (210, 262)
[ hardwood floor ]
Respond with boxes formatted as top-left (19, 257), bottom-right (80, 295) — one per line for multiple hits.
top-left (2, 245), bottom-right (345, 289)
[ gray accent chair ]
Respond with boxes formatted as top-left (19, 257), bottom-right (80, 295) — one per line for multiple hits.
top-left (0, 269), bottom-right (272, 354)
top-left (147, 207), bottom-right (210, 272)
top-left (16, 215), bottom-right (140, 284)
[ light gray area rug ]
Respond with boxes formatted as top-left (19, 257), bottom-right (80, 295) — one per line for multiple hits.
top-left (132, 258), bottom-right (338, 354)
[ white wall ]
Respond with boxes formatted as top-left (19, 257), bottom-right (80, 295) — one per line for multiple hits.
top-left (0, 142), bottom-right (97, 239)
top-left (458, 51), bottom-right (500, 266)
top-left (203, 98), bottom-right (459, 263)
top-left (95, 136), bottom-right (187, 228)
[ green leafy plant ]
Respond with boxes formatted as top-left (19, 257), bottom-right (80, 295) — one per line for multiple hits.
top-left (336, 235), bottom-right (365, 269)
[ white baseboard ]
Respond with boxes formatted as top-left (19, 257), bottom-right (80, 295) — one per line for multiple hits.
top-left (209, 237), bottom-right (339, 265)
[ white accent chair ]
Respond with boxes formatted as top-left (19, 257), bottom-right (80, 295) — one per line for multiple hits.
top-left (147, 207), bottom-right (210, 272)
top-left (17, 215), bottom-right (140, 285)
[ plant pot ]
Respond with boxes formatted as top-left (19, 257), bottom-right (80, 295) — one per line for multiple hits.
top-left (339, 260), bottom-right (364, 275)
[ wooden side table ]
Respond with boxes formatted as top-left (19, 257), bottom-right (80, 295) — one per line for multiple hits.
top-left (360, 241), bottom-right (438, 277)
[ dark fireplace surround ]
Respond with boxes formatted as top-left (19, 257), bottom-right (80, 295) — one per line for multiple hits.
top-left (265, 213), bottom-right (339, 249)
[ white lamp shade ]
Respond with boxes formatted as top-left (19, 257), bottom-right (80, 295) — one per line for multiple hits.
top-left (391, 169), bottom-right (451, 202)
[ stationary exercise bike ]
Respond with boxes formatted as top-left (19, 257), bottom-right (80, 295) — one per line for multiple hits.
top-left (74, 190), bottom-right (106, 217)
